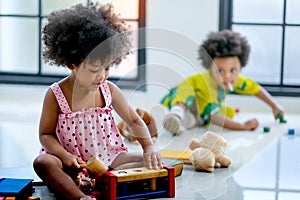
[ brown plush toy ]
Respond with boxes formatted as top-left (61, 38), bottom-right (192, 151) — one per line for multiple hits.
top-left (189, 131), bottom-right (232, 172)
top-left (117, 108), bottom-right (158, 142)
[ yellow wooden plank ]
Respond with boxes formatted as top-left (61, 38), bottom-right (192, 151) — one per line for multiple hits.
top-left (110, 167), bottom-right (168, 182)
top-left (160, 149), bottom-right (192, 164)
top-left (28, 196), bottom-right (40, 200)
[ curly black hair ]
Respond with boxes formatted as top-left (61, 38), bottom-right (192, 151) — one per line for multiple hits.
top-left (198, 29), bottom-right (250, 69)
top-left (42, 2), bottom-right (132, 68)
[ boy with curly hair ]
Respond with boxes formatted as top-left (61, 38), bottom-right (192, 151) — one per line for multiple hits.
top-left (161, 29), bottom-right (284, 134)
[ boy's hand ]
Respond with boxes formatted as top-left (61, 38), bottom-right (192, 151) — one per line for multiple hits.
top-left (272, 104), bottom-right (285, 120)
top-left (243, 118), bottom-right (259, 130)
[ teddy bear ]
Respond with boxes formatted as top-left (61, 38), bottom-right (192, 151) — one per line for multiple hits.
top-left (117, 108), bottom-right (158, 142)
top-left (189, 131), bottom-right (232, 172)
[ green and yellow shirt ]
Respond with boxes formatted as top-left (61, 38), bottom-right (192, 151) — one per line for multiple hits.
top-left (161, 70), bottom-right (260, 123)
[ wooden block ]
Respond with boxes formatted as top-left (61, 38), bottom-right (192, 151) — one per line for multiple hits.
top-left (110, 167), bottom-right (168, 182)
top-left (163, 165), bottom-right (175, 198)
top-left (96, 171), bottom-right (117, 200)
top-left (28, 196), bottom-right (40, 200)
top-left (160, 149), bottom-right (192, 164)
top-left (163, 158), bottom-right (184, 177)
top-left (5, 197), bottom-right (16, 200)
top-left (149, 178), bottom-right (156, 191)
top-left (0, 178), bottom-right (33, 199)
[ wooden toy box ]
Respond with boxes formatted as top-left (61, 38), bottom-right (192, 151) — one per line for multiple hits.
top-left (96, 165), bottom-right (175, 200)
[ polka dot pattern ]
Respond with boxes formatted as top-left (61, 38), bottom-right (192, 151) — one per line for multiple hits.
top-left (40, 81), bottom-right (127, 166)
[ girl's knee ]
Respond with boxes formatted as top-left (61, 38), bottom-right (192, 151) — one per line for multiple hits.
top-left (33, 154), bottom-right (47, 168)
top-left (33, 154), bottom-right (62, 173)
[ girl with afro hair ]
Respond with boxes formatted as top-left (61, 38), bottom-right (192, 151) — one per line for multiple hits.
top-left (33, 3), bottom-right (163, 200)
top-left (161, 29), bottom-right (284, 134)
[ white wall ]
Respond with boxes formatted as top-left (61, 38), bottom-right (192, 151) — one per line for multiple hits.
top-left (122, 0), bottom-right (220, 110)
top-left (121, 0), bottom-right (300, 115)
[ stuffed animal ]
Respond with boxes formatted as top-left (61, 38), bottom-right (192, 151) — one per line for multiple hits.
top-left (117, 108), bottom-right (158, 142)
top-left (189, 131), bottom-right (231, 172)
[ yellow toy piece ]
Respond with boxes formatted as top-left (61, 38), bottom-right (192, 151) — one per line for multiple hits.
top-left (160, 149), bottom-right (192, 164)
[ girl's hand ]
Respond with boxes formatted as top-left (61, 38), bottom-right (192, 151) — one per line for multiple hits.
top-left (62, 153), bottom-right (85, 168)
top-left (243, 118), bottom-right (259, 130)
top-left (143, 147), bottom-right (164, 170)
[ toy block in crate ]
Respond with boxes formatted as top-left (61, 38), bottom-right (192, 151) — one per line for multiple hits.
top-left (96, 165), bottom-right (175, 200)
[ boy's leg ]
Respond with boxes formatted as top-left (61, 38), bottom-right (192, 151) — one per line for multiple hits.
top-left (163, 100), bottom-right (204, 134)
top-left (182, 110), bottom-right (198, 129)
top-left (163, 105), bottom-right (185, 135)
top-left (182, 99), bottom-right (204, 129)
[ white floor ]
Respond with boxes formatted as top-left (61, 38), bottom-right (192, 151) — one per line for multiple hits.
top-left (0, 84), bottom-right (300, 200)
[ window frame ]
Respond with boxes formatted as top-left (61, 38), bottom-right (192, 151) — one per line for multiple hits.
top-left (0, 0), bottom-right (146, 91)
top-left (219, 0), bottom-right (300, 96)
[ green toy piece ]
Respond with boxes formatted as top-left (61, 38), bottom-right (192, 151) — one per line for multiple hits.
top-left (277, 114), bottom-right (287, 123)
top-left (263, 126), bottom-right (270, 133)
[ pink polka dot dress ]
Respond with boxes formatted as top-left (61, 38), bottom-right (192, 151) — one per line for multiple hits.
top-left (40, 81), bottom-right (128, 166)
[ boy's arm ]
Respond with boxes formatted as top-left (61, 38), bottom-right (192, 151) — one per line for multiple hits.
top-left (255, 87), bottom-right (285, 119)
top-left (234, 75), bottom-right (284, 120)
top-left (209, 114), bottom-right (259, 130)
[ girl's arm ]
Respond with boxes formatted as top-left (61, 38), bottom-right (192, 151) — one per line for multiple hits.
top-left (108, 81), bottom-right (163, 169)
top-left (39, 88), bottom-right (82, 168)
top-left (255, 87), bottom-right (285, 120)
top-left (209, 114), bottom-right (259, 130)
